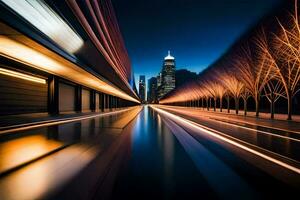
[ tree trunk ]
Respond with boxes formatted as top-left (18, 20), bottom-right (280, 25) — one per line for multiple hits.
top-left (255, 94), bottom-right (259, 117)
top-left (227, 96), bottom-right (230, 113)
top-left (270, 99), bottom-right (275, 119)
top-left (207, 98), bottom-right (209, 111)
top-left (287, 91), bottom-right (292, 120)
top-left (202, 98), bottom-right (204, 109)
top-left (235, 97), bottom-right (239, 114)
top-left (243, 98), bottom-right (247, 116)
top-left (214, 98), bottom-right (216, 111)
top-left (220, 97), bottom-right (223, 112)
top-left (210, 98), bottom-right (212, 110)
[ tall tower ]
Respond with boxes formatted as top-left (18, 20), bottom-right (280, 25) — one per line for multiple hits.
top-left (161, 50), bottom-right (176, 97)
top-left (139, 75), bottom-right (146, 103)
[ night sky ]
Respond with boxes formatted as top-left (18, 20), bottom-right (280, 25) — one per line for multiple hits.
top-left (112, 0), bottom-right (283, 86)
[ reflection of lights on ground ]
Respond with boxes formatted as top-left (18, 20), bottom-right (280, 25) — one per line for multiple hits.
top-left (0, 107), bottom-right (140, 135)
top-left (0, 135), bottom-right (63, 174)
top-left (160, 115), bottom-right (253, 198)
top-left (0, 144), bottom-right (97, 200)
top-left (159, 106), bottom-right (300, 142)
top-left (151, 106), bottom-right (300, 175)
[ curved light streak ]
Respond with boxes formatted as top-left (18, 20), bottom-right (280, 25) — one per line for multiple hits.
top-left (66, 0), bottom-right (134, 95)
top-left (1, 0), bottom-right (84, 54)
top-left (0, 36), bottom-right (139, 103)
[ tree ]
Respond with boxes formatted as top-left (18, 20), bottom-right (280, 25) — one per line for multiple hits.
top-left (240, 88), bottom-right (251, 116)
top-left (203, 81), bottom-right (219, 111)
top-left (220, 74), bottom-right (244, 114)
top-left (271, 0), bottom-right (300, 120)
top-left (262, 79), bottom-right (285, 119)
top-left (233, 42), bottom-right (273, 117)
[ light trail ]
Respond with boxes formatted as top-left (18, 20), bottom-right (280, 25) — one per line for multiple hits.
top-left (0, 67), bottom-right (46, 84)
top-left (160, 106), bottom-right (300, 142)
top-left (151, 105), bottom-right (300, 175)
top-left (184, 106), bottom-right (300, 134)
top-left (0, 36), bottom-right (139, 103)
top-left (0, 107), bottom-right (140, 135)
top-left (209, 117), bottom-right (300, 143)
top-left (1, 0), bottom-right (84, 54)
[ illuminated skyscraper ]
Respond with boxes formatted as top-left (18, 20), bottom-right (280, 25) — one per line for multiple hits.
top-left (158, 51), bottom-right (176, 99)
top-left (139, 75), bottom-right (146, 103)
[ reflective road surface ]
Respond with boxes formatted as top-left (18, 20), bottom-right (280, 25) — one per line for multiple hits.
top-left (0, 106), bottom-right (299, 200)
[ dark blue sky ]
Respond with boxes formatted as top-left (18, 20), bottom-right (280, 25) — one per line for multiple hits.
top-left (112, 0), bottom-right (283, 85)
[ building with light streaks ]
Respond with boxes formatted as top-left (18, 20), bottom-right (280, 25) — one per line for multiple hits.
top-left (0, 0), bottom-right (139, 116)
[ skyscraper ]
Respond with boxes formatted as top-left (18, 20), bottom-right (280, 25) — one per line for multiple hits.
top-left (147, 77), bottom-right (157, 103)
top-left (139, 75), bottom-right (146, 103)
top-left (158, 51), bottom-right (176, 99)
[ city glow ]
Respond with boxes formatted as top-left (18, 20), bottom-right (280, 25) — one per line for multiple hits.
top-left (0, 67), bottom-right (46, 84)
top-left (0, 36), bottom-right (139, 103)
top-left (0, 0), bottom-right (83, 54)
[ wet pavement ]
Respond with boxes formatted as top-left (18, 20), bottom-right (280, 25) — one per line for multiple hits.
top-left (0, 105), bottom-right (299, 200)
top-left (156, 105), bottom-right (300, 163)
top-left (110, 105), bottom-right (299, 199)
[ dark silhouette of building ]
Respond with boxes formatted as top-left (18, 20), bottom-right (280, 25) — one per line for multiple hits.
top-left (147, 77), bottom-right (157, 103)
top-left (139, 75), bottom-right (146, 103)
top-left (175, 69), bottom-right (198, 88)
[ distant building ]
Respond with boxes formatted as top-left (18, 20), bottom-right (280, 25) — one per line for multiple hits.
top-left (139, 75), bottom-right (146, 103)
top-left (147, 77), bottom-right (157, 103)
top-left (158, 51), bottom-right (176, 99)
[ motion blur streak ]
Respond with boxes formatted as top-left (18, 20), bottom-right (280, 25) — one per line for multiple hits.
top-left (0, 0), bottom-right (83, 54)
top-left (0, 36), bottom-right (139, 103)
top-left (66, 0), bottom-right (132, 87)
top-left (0, 67), bottom-right (46, 84)
top-left (151, 106), bottom-right (300, 174)
top-left (0, 107), bottom-right (138, 135)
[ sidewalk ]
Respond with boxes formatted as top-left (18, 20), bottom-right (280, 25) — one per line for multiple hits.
top-left (161, 106), bottom-right (300, 133)
top-left (0, 108), bottom-right (131, 130)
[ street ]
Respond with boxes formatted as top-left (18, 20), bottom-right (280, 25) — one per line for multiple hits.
top-left (0, 106), bottom-right (298, 200)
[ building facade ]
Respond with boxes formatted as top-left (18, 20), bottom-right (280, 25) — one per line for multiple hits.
top-left (139, 75), bottom-right (146, 103)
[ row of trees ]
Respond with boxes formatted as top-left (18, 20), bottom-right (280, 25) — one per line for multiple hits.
top-left (160, 0), bottom-right (300, 120)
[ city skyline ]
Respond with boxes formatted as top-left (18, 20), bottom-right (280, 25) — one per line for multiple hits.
top-left (113, 0), bottom-right (284, 85)
top-left (0, 1), bottom-right (299, 199)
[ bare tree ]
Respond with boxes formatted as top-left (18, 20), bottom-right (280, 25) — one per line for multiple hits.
top-left (203, 81), bottom-right (219, 111)
top-left (240, 88), bottom-right (251, 116)
top-left (271, 0), bottom-right (300, 120)
top-left (262, 79), bottom-right (286, 119)
top-left (220, 74), bottom-right (244, 114)
top-left (233, 42), bottom-right (273, 117)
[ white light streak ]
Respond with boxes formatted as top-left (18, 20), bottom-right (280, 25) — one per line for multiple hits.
top-left (1, 0), bottom-right (83, 54)
top-left (151, 106), bottom-right (300, 175)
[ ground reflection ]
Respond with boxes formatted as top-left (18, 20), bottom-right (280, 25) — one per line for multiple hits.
top-left (0, 107), bottom-right (141, 200)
